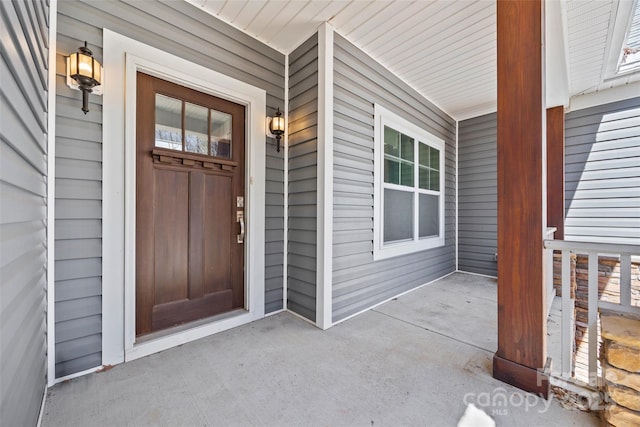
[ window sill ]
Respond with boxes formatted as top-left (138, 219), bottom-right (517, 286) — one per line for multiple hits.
top-left (373, 236), bottom-right (445, 261)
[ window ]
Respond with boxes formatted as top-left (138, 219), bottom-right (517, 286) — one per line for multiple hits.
top-left (373, 104), bottom-right (445, 260)
top-left (618, 2), bottom-right (640, 75)
top-left (154, 93), bottom-right (232, 158)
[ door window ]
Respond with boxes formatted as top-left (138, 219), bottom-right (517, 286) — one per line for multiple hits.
top-left (154, 93), bottom-right (233, 159)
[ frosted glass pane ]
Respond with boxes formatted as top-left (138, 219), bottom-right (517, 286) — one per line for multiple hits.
top-left (384, 189), bottom-right (413, 243)
top-left (419, 194), bottom-right (439, 238)
top-left (155, 94), bottom-right (182, 151)
top-left (185, 102), bottom-right (208, 154)
top-left (211, 110), bottom-right (232, 158)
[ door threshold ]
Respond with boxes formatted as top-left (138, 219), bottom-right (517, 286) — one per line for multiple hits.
top-left (125, 307), bottom-right (260, 362)
top-left (136, 308), bottom-right (247, 344)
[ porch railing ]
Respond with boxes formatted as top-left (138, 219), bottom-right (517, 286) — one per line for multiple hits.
top-left (543, 239), bottom-right (640, 388)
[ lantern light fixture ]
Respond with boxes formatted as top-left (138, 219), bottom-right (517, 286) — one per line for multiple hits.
top-left (66, 41), bottom-right (103, 114)
top-left (269, 108), bottom-right (285, 152)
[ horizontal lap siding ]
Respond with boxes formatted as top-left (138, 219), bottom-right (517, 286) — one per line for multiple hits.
top-left (565, 97), bottom-right (640, 244)
top-left (332, 34), bottom-right (456, 322)
top-left (55, 0), bottom-right (285, 377)
top-left (458, 113), bottom-right (497, 276)
top-left (0, 0), bottom-right (49, 425)
top-left (287, 34), bottom-right (318, 322)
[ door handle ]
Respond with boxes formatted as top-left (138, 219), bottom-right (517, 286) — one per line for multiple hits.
top-left (237, 211), bottom-right (244, 244)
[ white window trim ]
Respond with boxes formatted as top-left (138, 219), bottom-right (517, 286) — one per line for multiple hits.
top-left (603, 0), bottom-right (639, 79)
top-left (102, 29), bottom-right (266, 364)
top-left (373, 104), bottom-right (445, 261)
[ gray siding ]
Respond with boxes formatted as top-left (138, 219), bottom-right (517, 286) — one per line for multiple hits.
top-left (55, 0), bottom-right (285, 377)
top-left (332, 34), bottom-right (457, 322)
top-left (287, 34), bottom-right (318, 322)
top-left (458, 113), bottom-right (498, 276)
top-left (565, 97), bottom-right (640, 244)
top-left (1, 0), bottom-right (49, 425)
top-left (457, 97), bottom-right (640, 272)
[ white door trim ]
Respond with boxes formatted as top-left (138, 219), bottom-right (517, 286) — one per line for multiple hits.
top-left (102, 29), bottom-right (265, 364)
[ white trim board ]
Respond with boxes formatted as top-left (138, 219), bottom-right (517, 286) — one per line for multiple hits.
top-left (568, 81), bottom-right (640, 112)
top-left (102, 29), bottom-right (266, 364)
top-left (455, 119), bottom-right (459, 272)
top-left (316, 23), bottom-right (334, 330)
top-left (46, 0), bottom-right (57, 388)
top-left (283, 52), bottom-right (289, 312)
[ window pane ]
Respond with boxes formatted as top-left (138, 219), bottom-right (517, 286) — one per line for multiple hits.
top-left (430, 169), bottom-right (440, 191)
top-left (211, 110), bottom-right (232, 158)
top-left (185, 102), bottom-right (208, 154)
top-left (384, 158), bottom-right (400, 184)
top-left (419, 166), bottom-right (429, 190)
top-left (419, 143), bottom-right (430, 167)
top-left (430, 147), bottom-right (440, 171)
top-left (400, 162), bottom-right (414, 187)
top-left (419, 194), bottom-right (439, 238)
top-left (384, 189), bottom-right (414, 243)
top-left (155, 94), bottom-right (182, 151)
top-left (401, 134), bottom-right (414, 161)
top-left (384, 126), bottom-right (400, 156)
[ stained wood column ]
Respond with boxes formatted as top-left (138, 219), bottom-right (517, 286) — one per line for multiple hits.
top-left (494, 0), bottom-right (550, 397)
top-left (547, 106), bottom-right (565, 240)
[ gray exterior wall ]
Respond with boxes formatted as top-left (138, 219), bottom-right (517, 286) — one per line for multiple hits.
top-left (457, 97), bottom-right (640, 274)
top-left (1, 0), bottom-right (49, 425)
top-left (565, 97), bottom-right (640, 244)
top-left (287, 34), bottom-right (318, 322)
top-left (457, 113), bottom-right (497, 276)
top-left (55, 0), bottom-right (285, 378)
top-left (332, 34), bottom-right (457, 322)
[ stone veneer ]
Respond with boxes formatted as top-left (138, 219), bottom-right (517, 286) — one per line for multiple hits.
top-left (600, 314), bottom-right (640, 427)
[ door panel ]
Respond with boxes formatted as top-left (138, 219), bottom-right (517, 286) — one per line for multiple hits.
top-left (153, 169), bottom-right (189, 305)
top-left (204, 174), bottom-right (232, 294)
top-left (136, 72), bottom-right (246, 336)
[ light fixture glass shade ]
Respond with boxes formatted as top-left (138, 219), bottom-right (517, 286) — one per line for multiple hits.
top-left (69, 51), bottom-right (101, 85)
top-left (270, 115), bottom-right (285, 133)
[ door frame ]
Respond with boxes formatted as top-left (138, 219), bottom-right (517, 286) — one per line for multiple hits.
top-left (103, 29), bottom-right (266, 364)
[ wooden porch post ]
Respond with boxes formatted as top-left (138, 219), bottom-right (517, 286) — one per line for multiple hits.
top-left (547, 106), bottom-right (565, 240)
top-left (494, 0), bottom-right (550, 397)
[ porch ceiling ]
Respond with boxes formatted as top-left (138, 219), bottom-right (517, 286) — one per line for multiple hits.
top-left (188, 0), bottom-right (639, 120)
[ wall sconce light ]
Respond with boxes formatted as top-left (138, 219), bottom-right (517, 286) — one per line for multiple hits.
top-left (66, 41), bottom-right (102, 114)
top-left (269, 108), bottom-right (285, 152)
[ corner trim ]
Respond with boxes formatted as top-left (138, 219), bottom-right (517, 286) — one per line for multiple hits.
top-left (316, 23), bottom-right (334, 330)
top-left (46, 0), bottom-right (58, 387)
top-left (283, 52), bottom-right (289, 311)
top-left (455, 119), bottom-right (459, 271)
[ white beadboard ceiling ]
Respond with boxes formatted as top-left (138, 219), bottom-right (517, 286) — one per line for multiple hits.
top-left (189, 0), bottom-right (640, 119)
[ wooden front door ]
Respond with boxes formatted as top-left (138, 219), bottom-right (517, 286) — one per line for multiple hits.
top-left (136, 72), bottom-right (245, 336)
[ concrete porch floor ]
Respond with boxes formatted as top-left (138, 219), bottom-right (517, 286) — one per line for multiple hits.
top-left (42, 272), bottom-right (598, 426)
